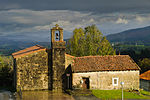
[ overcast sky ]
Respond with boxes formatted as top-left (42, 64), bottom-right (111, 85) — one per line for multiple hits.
top-left (1, 0), bottom-right (150, 42)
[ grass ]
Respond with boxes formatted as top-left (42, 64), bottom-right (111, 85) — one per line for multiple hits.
top-left (92, 90), bottom-right (150, 99)
top-left (140, 90), bottom-right (150, 96)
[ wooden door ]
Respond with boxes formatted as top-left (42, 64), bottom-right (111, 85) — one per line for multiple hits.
top-left (82, 78), bottom-right (90, 89)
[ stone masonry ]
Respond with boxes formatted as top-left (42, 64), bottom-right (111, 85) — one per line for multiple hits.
top-left (51, 24), bottom-right (66, 91)
top-left (12, 25), bottom-right (66, 91)
top-left (72, 70), bottom-right (139, 90)
top-left (14, 50), bottom-right (49, 91)
top-left (12, 24), bottom-right (140, 91)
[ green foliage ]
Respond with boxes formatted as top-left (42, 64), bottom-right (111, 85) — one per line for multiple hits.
top-left (67, 28), bottom-right (85, 56)
top-left (140, 48), bottom-right (150, 58)
top-left (0, 56), bottom-right (4, 70)
top-left (92, 90), bottom-right (149, 99)
top-left (67, 25), bottom-right (115, 56)
top-left (0, 55), bottom-right (13, 88)
top-left (138, 58), bottom-right (150, 73)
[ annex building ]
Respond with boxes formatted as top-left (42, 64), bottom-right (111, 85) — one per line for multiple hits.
top-left (12, 24), bottom-right (140, 91)
top-left (140, 70), bottom-right (150, 91)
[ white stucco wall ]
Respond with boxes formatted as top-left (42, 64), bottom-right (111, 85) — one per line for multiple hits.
top-left (72, 70), bottom-right (139, 90)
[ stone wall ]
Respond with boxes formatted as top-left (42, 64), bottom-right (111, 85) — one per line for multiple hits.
top-left (65, 54), bottom-right (74, 69)
top-left (140, 79), bottom-right (150, 91)
top-left (51, 46), bottom-right (66, 91)
top-left (15, 50), bottom-right (49, 91)
top-left (72, 70), bottom-right (139, 90)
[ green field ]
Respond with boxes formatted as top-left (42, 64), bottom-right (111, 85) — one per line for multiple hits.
top-left (92, 90), bottom-right (150, 99)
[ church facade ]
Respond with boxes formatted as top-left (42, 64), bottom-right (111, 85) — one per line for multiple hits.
top-left (12, 25), bottom-right (140, 91)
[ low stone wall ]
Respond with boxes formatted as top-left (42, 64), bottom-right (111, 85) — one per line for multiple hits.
top-left (15, 50), bottom-right (49, 90)
top-left (72, 70), bottom-right (139, 90)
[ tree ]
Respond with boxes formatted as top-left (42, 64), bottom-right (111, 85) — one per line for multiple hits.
top-left (67, 28), bottom-right (85, 56)
top-left (66, 25), bottom-right (116, 56)
top-left (0, 55), bottom-right (13, 87)
top-left (138, 58), bottom-right (150, 73)
top-left (140, 48), bottom-right (150, 59)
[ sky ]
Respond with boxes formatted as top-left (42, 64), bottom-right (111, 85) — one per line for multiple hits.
top-left (1, 0), bottom-right (150, 42)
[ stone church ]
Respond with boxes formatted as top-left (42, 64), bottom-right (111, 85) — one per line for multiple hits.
top-left (12, 24), bottom-right (140, 91)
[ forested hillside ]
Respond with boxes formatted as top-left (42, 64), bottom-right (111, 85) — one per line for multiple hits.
top-left (107, 26), bottom-right (150, 46)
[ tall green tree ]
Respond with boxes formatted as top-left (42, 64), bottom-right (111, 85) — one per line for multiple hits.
top-left (67, 25), bottom-right (115, 56)
top-left (67, 28), bottom-right (85, 56)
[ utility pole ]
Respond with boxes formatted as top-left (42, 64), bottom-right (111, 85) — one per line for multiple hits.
top-left (120, 82), bottom-right (124, 100)
top-left (66, 74), bottom-right (70, 89)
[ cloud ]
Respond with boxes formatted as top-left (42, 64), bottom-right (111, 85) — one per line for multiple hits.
top-left (0, 9), bottom-right (98, 33)
top-left (135, 15), bottom-right (150, 23)
top-left (0, 0), bottom-right (150, 42)
top-left (1, 0), bottom-right (150, 14)
top-left (0, 3), bottom-right (20, 10)
top-left (116, 18), bottom-right (128, 24)
top-left (0, 9), bottom-right (150, 41)
top-left (12, 16), bottom-right (33, 24)
top-left (136, 16), bottom-right (144, 22)
top-left (33, 25), bottom-right (50, 31)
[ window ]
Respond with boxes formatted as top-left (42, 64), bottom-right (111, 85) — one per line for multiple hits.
top-left (55, 31), bottom-right (60, 41)
top-left (112, 78), bottom-right (118, 86)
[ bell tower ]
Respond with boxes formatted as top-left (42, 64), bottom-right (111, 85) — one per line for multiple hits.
top-left (51, 24), bottom-right (66, 91)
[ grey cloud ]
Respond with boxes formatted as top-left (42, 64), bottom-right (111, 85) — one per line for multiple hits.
top-left (0, 10), bottom-right (93, 33)
top-left (0, 32), bottom-right (4, 35)
top-left (0, 9), bottom-right (150, 42)
top-left (0, 0), bottom-right (150, 14)
top-left (1, 9), bottom-right (150, 33)
top-left (0, 0), bottom-right (150, 42)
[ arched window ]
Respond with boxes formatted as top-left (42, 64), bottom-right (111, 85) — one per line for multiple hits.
top-left (55, 30), bottom-right (60, 41)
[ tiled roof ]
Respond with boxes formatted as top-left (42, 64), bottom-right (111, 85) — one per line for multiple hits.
top-left (140, 70), bottom-right (150, 80)
top-left (65, 54), bottom-right (75, 58)
top-left (12, 45), bottom-right (46, 58)
top-left (72, 55), bottom-right (140, 72)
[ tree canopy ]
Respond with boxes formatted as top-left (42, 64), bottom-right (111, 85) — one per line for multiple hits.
top-left (0, 55), bottom-right (13, 87)
top-left (138, 58), bottom-right (150, 73)
top-left (66, 25), bottom-right (116, 57)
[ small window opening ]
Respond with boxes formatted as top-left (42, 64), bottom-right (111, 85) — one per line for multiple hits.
top-left (55, 31), bottom-right (60, 41)
top-left (112, 78), bottom-right (118, 86)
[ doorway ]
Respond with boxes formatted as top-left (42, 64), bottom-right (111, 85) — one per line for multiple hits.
top-left (82, 78), bottom-right (90, 89)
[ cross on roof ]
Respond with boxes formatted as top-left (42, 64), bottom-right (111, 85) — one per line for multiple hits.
top-left (55, 24), bottom-right (59, 28)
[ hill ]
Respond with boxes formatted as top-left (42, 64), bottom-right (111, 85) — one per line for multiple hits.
top-left (1, 25), bottom-right (150, 55)
top-left (0, 38), bottom-right (51, 55)
top-left (107, 26), bottom-right (150, 45)
top-left (0, 38), bottom-right (69, 56)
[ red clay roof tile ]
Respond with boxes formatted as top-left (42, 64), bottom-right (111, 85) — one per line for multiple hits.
top-left (140, 70), bottom-right (150, 80)
top-left (65, 54), bottom-right (75, 58)
top-left (12, 45), bottom-right (46, 58)
top-left (72, 55), bottom-right (140, 72)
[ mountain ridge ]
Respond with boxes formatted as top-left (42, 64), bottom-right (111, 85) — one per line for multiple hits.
top-left (1, 25), bottom-right (150, 55)
top-left (106, 25), bottom-right (150, 44)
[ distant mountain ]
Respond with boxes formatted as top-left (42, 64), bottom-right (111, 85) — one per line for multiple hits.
top-left (2, 25), bottom-right (150, 55)
top-left (107, 26), bottom-right (150, 45)
top-left (0, 38), bottom-right (69, 55)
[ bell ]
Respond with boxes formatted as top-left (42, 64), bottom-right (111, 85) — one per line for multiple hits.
top-left (56, 33), bottom-right (59, 39)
